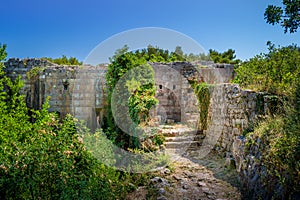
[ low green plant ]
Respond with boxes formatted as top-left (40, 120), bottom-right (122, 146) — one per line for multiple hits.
top-left (153, 133), bottom-right (165, 146)
top-left (124, 148), bottom-right (170, 173)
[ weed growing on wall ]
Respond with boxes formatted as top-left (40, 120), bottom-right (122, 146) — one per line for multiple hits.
top-left (26, 66), bottom-right (45, 81)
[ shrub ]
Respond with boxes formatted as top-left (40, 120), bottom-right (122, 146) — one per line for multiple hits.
top-left (236, 43), bottom-right (300, 198)
top-left (0, 44), bottom-right (138, 199)
top-left (234, 43), bottom-right (300, 96)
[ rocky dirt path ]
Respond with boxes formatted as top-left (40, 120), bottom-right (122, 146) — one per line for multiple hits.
top-left (126, 154), bottom-right (241, 200)
top-left (152, 155), bottom-right (241, 200)
top-left (126, 124), bottom-right (241, 200)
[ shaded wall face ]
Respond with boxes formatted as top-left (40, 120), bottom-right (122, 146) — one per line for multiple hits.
top-left (152, 64), bottom-right (182, 123)
top-left (197, 67), bottom-right (234, 84)
top-left (151, 63), bottom-right (200, 125)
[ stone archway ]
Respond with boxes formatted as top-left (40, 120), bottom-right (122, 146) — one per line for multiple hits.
top-left (156, 85), bottom-right (181, 123)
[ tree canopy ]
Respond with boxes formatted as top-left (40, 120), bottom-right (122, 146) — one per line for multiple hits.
top-left (104, 45), bottom-right (185, 149)
top-left (209, 49), bottom-right (240, 64)
top-left (234, 43), bottom-right (300, 96)
top-left (264, 0), bottom-right (300, 33)
top-left (44, 55), bottom-right (82, 65)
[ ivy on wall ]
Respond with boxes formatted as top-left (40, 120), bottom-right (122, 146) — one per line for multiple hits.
top-left (189, 79), bottom-right (213, 131)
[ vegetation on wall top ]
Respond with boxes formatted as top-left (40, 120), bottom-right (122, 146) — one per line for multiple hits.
top-left (43, 55), bottom-right (82, 65)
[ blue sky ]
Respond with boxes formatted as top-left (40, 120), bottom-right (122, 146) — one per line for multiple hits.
top-left (1, 0), bottom-right (299, 63)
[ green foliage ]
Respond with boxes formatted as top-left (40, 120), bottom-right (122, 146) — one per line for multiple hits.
top-left (0, 107), bottom-right (126, 199)
top-left (264, 0), bottom-right (300, 33)
top-left (26, 66), bottom-right (45, 80)
top-left (104, 45), bottom-right (184, 149)
top-left (124, 148), bottom-right (170, 173)
top-left (152, 133), bottom-right (165, 146)
top-left (184, 52), bottom-right (211, 62)
top-left (245, 114), bottom-right (300, 199)
top-left (44, 55), bottom-right (82, 65)
top-left (0, 44), bottom-right (142, 199)
top-left (234, 43), bottom-right (300, 96)
top-left (190, 82), bottom-right (213, 130)
top-left (237, 42), bottom-right (300, 198)
top-left (0, 43), bottom-right (7, 61)
top-left (209, 49), bottom-right (240, 64)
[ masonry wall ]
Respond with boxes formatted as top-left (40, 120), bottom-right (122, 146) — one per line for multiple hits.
top-left (4, 58), bottom-right (107, 131)
top-left (205, 83), bottom-right (275, 153)
top-left (151, 62), bottom-right (234, 127)
top-left (4, 59), bottom-right (236, 132)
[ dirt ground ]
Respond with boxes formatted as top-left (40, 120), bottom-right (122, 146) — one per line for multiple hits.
top-left (126, 152), bottom-right (241, 200)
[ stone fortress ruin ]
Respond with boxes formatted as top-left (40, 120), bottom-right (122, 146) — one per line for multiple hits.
top-left (4, 58), bottom-right (275, 154)
top-left (3, 58), bottom-right (284, 198)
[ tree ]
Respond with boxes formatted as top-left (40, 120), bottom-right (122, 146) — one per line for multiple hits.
top-left (104, 45), bottom-right (186, 148)
top-left (0, 43), bottom-right (7, 61)
top-left (109, 44), bottom-right (130, 62)
top-left (44, 55), bottom-right (83, 65)
top-left (209, 49), bottom-right (240, 64)
top-left (234, 43), bottom-right (300, 96)
top-left (264, 0), bottom-right (300, 33)
top-left (174, 46), bottom-right (184, 57)
top-left (184, 52), bottom-right (211, 62)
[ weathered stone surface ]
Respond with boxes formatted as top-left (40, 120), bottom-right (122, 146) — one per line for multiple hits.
top-left (4, 58), bottom-right (108, 131)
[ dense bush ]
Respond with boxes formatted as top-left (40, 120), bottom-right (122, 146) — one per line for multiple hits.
top-left (234, 43), bottom-right (300, 96)
top-left (236, 43), bottom-right (300, 198)
top-left (0, 44), bottom-right (137, 199)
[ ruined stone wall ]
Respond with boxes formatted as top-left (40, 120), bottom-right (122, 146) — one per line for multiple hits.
top-left (4, 58), bottom-right (107, 131)
top-left (152, 63), bottom-right (183, 123)
top-left (151, 62), bottom-right (234, 127)
top-left (204, 83), bottom-right (275, 153)
top-left (4, 59), bottom-right (237, 133)
top-left (192, 61), bottom-right (234, 84)
top-left (4, 58), bottom-right (51, 110)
